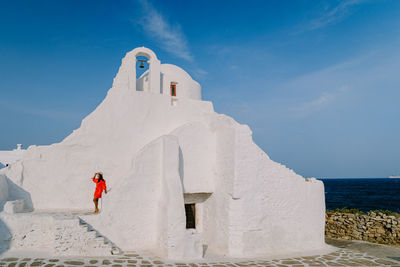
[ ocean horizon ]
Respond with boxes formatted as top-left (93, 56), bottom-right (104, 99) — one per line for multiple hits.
top-left (320, 177), bottom-right (398, 179)
top-left (319, 178), bottom-right (400, 213)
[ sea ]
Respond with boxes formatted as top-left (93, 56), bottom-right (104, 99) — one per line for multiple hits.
top-left (319, 178), bottom-right (400, 213)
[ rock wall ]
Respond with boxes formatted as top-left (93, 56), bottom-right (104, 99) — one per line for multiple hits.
top-left (325, 211), bottom-right (400, 245)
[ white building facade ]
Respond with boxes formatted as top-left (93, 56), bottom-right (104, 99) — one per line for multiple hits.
top-left (0, 144), bottom-right (24, 168)
top-left (0, 47), bottom-right (327, 259)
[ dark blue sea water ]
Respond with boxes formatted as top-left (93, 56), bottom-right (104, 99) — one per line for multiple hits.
top-left (319, 178), bottom-right (400, 213)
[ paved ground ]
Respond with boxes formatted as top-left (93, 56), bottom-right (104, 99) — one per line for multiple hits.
top-left (325, 238), bottom-right (400, 263)
top-left (1, 239), bottom-right (400, 266)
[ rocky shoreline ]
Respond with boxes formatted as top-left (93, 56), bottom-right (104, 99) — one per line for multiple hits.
top-left (326, 211), bottom-right (400, 246)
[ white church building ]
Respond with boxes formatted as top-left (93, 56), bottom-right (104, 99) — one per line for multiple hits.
top-left (0, 47), bottom-right (327, 259)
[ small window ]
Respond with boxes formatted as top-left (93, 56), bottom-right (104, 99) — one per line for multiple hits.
top-left (170, 83), bottom-right (176, 96)
top-left (185, 204), bottom-right (196, 229)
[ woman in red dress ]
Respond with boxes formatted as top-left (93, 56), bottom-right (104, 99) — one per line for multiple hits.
top-left (92, 172), bottom-right (107, 213)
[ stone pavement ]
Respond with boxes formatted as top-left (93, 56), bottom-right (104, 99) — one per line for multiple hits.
top-left (325, 238), bottom-right (400, 264)
top-left (1, 247), bottom-right (400, 267)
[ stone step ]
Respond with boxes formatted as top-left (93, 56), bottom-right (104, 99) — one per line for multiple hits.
top-left (111, 246), bottom-right (121, 255)
top-left (54, 218), bottom-right (80, 227)
top-left (84, 230), bottom-right (97, 239)
top-left (53, 217), bottom-right (120, 256)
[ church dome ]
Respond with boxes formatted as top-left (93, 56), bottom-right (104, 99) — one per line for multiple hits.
top-left (160, 64), bottom-right (202, 100)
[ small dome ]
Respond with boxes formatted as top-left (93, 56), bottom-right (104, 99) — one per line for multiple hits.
top-left (161, 64), bottom-right (202, 100)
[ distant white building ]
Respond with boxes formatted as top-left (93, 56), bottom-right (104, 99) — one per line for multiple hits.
top-left (0, 144), bottom-right (25, 168)
top-left (0, 47), bottom-right (328, 259)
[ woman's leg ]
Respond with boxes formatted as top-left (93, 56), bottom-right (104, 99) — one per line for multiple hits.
top-left (93, 198), bottom-right (99, 213)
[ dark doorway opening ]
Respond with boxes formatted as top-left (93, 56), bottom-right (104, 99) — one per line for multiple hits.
top-left (185, 204), bottom-right (196, 229)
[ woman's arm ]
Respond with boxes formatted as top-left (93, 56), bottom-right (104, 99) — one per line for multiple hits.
top-left (92, 173), bottom-right (98, 182)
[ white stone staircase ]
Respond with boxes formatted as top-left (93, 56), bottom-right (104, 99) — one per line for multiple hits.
top-left (54, 217), bottom-right (120, 256)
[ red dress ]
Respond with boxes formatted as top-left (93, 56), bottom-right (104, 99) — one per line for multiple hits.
top-left (92, 178), bottom-right (107, 198)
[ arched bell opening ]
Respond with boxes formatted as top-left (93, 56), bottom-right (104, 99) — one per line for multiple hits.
top-left (136, 55), bottom-right (150, 92)
top-left (126, 47), bottom-right (161, 93)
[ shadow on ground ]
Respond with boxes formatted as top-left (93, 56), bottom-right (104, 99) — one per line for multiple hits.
top-left (326, 237), bottom-right (400, 262)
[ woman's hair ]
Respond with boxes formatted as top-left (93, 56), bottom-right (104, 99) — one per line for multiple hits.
top-left (97, 173), bottom-right (104, 183)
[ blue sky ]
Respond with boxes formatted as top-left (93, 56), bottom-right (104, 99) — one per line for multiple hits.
top-left (0, 0), bottom-right (399, 177)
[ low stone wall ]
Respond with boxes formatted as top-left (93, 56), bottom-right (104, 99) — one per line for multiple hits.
top-left (325, 211), bottom-right (400, 245)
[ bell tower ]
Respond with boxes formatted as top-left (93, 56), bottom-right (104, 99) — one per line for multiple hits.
top-left (126, 47), bottom-right (161, 93)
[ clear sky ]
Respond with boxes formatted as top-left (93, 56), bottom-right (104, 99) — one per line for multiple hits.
top-left (0, 0), bottom-right (399, 178)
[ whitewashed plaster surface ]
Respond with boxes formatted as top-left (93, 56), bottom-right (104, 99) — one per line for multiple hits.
top-left (0, 47), bottom-right (328, 259)
top-left (0, 175), bottom-right (8, 203)
top-left (0, 145), bottom-right (25, 168)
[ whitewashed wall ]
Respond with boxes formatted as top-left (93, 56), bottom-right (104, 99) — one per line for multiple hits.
top-left (0, 145), bottom-right (25, 167)
top-left (0, 174), bottom-right (8, 202)
top-left (161, 64), bottom-right (202, 100)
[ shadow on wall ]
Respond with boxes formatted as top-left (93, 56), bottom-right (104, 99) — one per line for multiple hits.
top-left (0, 174), bottom-right (34, 255)
top-left (0, 219), bottom-right (11, 255)
top-left (5, 176), bottom-right (34, 212)
top-left (178, 147), bottom-right (185, 192)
